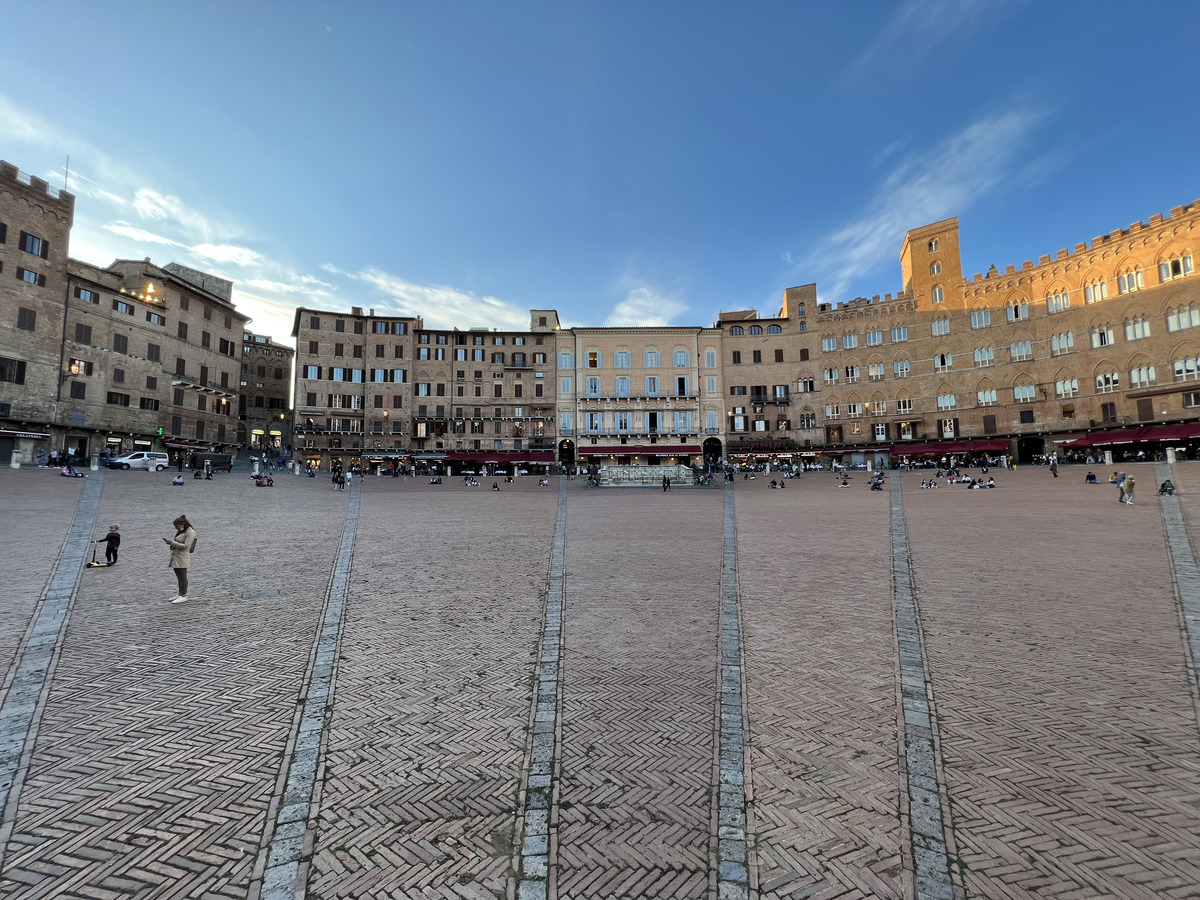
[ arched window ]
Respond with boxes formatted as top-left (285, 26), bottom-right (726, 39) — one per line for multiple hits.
top-left (1159, 253), bottom-right (1194, 281)
top-left (1091, 324), bottom-right (1114, 348)
top-left (1046, 290), bottom-right (1070, 313)
top-left (1007, 299), bottom-right (1029, 321)
top-left (1010, 340), bottom-right (1032, 360)
top-left (748, 325), bottom-right (763, 335)
top-left (799, 321), bottom-right (806, 332)
top-left (931, 286), bottom-right (945, 304)
top-left (1084, 280), bottom-right (1108, 303)
top-left (1167, 305), bottom-right (1200, 332)
top-left (934, 352), bottom-right (952, 371)
top-left (1130, 365), bottom-right (1156, 388)
top-left (928, 239), bottom-right (940, 252)
top-left (1051, 332), bottom-right (1074, 355)
top-left (930, 261), bottom-right (942, 275)
top-left (973, 346), bottom-right (994, 366)
top-left (729, 325), bottom-right (744, 336)
top-left (1124, 316), bottom-right (1151, 341)
top-left (767, 324), bottom-right (782, 334)
top-left (1118, 268), bottom-right (1144, 294)
top-left (931, 317), bottom-right (950, 336)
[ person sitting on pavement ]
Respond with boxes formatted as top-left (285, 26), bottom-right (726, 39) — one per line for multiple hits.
top-left (986, 477), bottom-right (996, 488)
top-left (1159, 479), bottom-right (1176, 496)
top-left (1085, 471), bottom-right (1098, 484)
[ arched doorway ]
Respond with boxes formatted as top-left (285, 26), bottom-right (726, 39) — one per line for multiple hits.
top-left (1016, 435), bottom-right (1043, 465)
top-left (703, 437), bottom-right (723, 470)
top-left (558, 439), bottom-right (575, 473)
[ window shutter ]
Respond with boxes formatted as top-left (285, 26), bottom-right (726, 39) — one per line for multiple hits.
top-left (0, 223), bottom-right (6, 243)
top-left (884, 422), bottom-right (891, 439)
top-left (953, 418), bottom-right (960, 437)
top-left (15, 361), bottom-right (25, 383)
top-left (40, 240), bottom-right (49, 259)
top-left (37, 274), bottom-right (46, 287)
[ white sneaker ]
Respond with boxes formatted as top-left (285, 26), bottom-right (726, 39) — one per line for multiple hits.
top-left (171, 595), bottom-right (189, 603)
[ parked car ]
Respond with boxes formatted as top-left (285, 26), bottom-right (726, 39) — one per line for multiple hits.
top-left (107, 451), bottom-right (170, 471)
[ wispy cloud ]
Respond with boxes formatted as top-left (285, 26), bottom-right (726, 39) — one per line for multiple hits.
top-left (845, 0), bottom-right (1017, 84)
top-left (102, 222), bottom-right (183, 246)
top-left (604, 282), bottom-right (688, 327)
top-left (339, 265), bottom-right (530, 331)
top-left (788, 107), bottom-right (1048, 301)
top-left (190, 243), bottom-right (264, 267)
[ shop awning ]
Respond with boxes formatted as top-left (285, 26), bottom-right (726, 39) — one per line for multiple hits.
top-left (1067, 428), bottom-right (1148, 448)
top-left (577, 444), bottom-right (702, 456)
top-left (165, 441), bottom-right (195, 449)
top-left (0, 429), bottom-right (49, 440)
top-left (1139, 422), bottom-right (1200, 443)
top-left (890, 439), bottom-right (1010, 455)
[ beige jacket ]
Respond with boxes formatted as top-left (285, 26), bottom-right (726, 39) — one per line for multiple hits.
top-left (168, 526), bottom-right (197, 568)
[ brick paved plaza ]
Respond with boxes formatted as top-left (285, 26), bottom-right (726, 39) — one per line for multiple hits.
top-left (2, 463), bottom-right (1199, 899)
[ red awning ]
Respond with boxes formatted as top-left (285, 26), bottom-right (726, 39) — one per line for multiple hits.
top-left (577, 444), bottom-right (702, 456)
top-left (1139, 422), bottom-right (1200, 442)
top-left (1068, 428), bottom-right (1148, 448)
top-left (890, 439), bottom-right (1009, 455)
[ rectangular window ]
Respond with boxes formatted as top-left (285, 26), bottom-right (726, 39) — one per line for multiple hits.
top-left (585, 376), bottom-right (601, 396)
top-left (705, 349), bottom-right (717, 368)
top-left (615, 376), bottom-right (630, 397)
top-left (17, 307), bottom-right (36, 331)
top-left (587, 352), bottom-right (600, 368)
top-left (842, 334), bottom-right (858, 349)
top-left (970, 309), bottom-right (991, 329)
top-left (732, 350), bottom-right (742, 365)
top-left (18, 231), bottom-right (48, 258)
top-left (893, 359), bottom-right (910, 378)
top-left (139, 397), bottom-right (160, 411)
top-left (178, 322), bottom-right (188, 340)
top-left (74, 322), bottom-right (91, 344)
top-left (673, 350), bottom-right (689, 367)
top-left (113, 334), bottom-right (128, 354)
top-left (147, 311), bottom-right (165, 326)
top-left (706, 375), bottom-right (717, 393)
top-left (112, 368), bottom-right (125, 384)
top-left (106, 391), bottom-right (131, 407)
top-left (69, 381), bottom-right (86, 399)
top-left (13, 266), bottom-right (39, 286)
top-left (113, 299), bottom-right (134, 315)
top-left (866, 330), bottom-right (883, 346)
top-left (891, 326), bottom-right (908, 342)
top-left (74, 286), bottom-right (97, 303)
top-left (821, 337), bottom-right (836, 351)
top-left (0, 357), bottom-right (26, 384)
top-left (558, 352), bottom-right (574, 369)
top-left (645, 376), bottom-right (659, 396)
top-left (752, 350), bottom-right (762, 364)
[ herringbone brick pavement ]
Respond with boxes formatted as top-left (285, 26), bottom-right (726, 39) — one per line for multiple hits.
top-left (0, 472), bottom-right (86, 679)
top-left (308, 479), bottom-right (557, 899)
top-left (903, 464), bottom-right (1200, 898)
top-left (0, 469), bottom-right (348, 898)
top-left (556, 487), bottom-right (723, 900)
top-left (736, 475), bottom-right (906, 899)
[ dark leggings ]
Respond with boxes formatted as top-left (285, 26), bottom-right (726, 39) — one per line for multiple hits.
top-left (174, 567), bottom-right (188, 596)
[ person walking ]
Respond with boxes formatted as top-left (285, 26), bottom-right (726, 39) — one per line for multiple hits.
top-left (1049, 456), bottom-right (1058, 478)
top-left (1114, 472), bottom-right (1127, 503)
top-left (1123, 474), bottom-right (1136, 505)
top-left (163, 515), bottom-right (197, 603)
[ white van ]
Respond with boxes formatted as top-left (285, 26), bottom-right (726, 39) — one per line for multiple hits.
top-left (107, 451), bottom-right (170, 471)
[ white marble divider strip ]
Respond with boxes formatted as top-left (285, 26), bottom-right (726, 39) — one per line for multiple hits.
top-left (0, 471), bottom-right (105, 867)
top-left (889, 474), bottom-right (955, 900)
top-left (716, 482), bottom-right (750, 899)
top-left (1154, 461), bottom-right (1200, 695)
top-left (256, 479), bottom-right (360, 900)
top-left (516, 478), bottom-right (568, 900)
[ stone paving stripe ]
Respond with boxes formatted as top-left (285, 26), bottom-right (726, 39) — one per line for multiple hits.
top-left (0, 470), bottom-right (104, 867)
top-left (517, 478), bottom-right (567, 898)
top-left (1155, 460), bottom-right (1200, 698)
top-left (889, 474), bottom-right (954, 900)
top-left (257, 479), bottom-right (360, 900)
top-left (715, 482), bottom-right (750, 900)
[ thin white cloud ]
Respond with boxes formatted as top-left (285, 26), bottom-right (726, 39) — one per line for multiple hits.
top-left (846, 0), bottom-right (1018, 83)
top-left (102, 222), bottom-right (182, 246)
top-left (189, 243), bottom-right (264, 267)
top-left (0, 94), bottom-right (67, 146)
top-left (605, 284), bottom-right (688, 327)
top-left (344, 266), bottom-right (530, 331)
top-left (789, 108), bottom-right (1048, 301)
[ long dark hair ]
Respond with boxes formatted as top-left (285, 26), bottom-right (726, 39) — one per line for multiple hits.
top-left (173, 515), bottom-right (192, 533)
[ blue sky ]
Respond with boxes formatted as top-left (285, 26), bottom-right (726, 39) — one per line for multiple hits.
top-left (4, 1), bottom-right (1198, 341)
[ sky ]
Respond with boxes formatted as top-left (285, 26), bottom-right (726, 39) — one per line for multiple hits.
top-left (3, 1), bottom-right (1198, 343)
